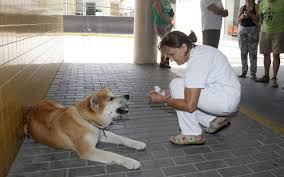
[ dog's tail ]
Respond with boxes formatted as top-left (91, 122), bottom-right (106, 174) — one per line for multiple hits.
top-left (23, 106), bottom-right (38, 138)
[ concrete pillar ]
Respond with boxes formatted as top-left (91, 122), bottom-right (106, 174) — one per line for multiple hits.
top-left (134, 0), bottom-right (157, 64)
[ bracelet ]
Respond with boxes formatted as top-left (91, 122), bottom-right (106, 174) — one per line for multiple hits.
top-left (163, 97), bottom-right (170, 106)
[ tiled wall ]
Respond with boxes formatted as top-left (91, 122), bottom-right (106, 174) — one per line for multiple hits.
top-left (0, 0), bottom-right (64, 176)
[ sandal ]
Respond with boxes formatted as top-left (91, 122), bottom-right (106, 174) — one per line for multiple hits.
top-left (255, 75), bottom-right (269, 83)
top-left (271, 77), bottom-right (279, 88)
top-left (204, 117), bottom-right (231, 134)
top-left (169, 134), bottom-right (205, 145)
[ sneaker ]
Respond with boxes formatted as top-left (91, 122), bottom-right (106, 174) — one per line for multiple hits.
top-left (238, 74), bottom-right (246, 78)
top-left (160, 63), bottom-right (171, 69)
top-left (250, 74), bottom-right (257, 80)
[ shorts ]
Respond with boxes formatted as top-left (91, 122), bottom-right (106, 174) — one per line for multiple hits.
top-left (154, 23), bottom-right (173, 39)
top-left (202, 29), bottom-right (221, 48)
top-left (259, 31), bottom-right (284, 54)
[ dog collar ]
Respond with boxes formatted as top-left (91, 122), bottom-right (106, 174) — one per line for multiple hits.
top-left (77, 110), bottom-right (107, 138)
top-left (85, 119), bottom-right (107, 138)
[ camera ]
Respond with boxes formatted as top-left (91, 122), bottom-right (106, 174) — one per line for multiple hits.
top-left (168, 9), bottom-right (175, 18)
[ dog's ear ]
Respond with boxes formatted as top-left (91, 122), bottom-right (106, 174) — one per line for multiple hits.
top-left (89, 95), bottom-right (97, 111)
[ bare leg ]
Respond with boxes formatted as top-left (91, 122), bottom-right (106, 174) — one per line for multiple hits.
top-left (263, 53), bottom-right (271, 77)
top-left (272, 54), bottom-right (280, 78)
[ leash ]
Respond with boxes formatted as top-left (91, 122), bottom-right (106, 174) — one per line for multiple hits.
top-left (78, 110), bottom-right (107, 139)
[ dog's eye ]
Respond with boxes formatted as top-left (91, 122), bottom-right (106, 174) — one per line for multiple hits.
top-left (109, 97), bottom-right (114, 101)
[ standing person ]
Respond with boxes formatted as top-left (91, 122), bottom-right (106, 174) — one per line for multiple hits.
top-left (200, 0), bottom-right (229, 48)
top-left (255, 0), bottom-right (284, 88)
top-left (237, 0), bottom-right (260, 80)
top-left (152, 0), bottom-right (174, 68)
top-left (148, 31), bottom-right (241, 145)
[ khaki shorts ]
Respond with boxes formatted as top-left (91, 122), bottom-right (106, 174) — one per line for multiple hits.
top-left (154, 23), bottom-right (173, 39)
top-left (259, 31), bottom-right (284, 54)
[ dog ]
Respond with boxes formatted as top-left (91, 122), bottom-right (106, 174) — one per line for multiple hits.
top-left (24, 88), bottom-right (146, 169)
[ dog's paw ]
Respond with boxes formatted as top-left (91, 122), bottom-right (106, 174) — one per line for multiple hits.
top-left (131, 141), bottom-right (146, 150)
top-left (124, 159), bottom-right (141, 169)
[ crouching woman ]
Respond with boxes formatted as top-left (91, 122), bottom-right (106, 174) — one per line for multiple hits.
top-left (148, 31), bottom-right (241, 145)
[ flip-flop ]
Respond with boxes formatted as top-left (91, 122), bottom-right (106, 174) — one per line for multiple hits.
top-left (204, 117), bottom-right (231, 134)
top-left (169, 134), bottom-right (205, 145)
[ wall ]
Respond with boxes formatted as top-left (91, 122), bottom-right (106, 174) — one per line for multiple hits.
top-left (64, 15), bottom-right (134, 34)
top-left (0, 0), bottom-right (64, 176)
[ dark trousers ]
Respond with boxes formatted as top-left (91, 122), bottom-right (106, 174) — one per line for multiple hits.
top-left (202, 29), bottom-right (221, 48)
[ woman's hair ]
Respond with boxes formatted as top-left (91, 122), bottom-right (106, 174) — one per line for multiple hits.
top-left (159, 31), bottom-right (197, 53)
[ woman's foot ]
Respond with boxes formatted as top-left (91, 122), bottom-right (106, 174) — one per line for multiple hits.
top-left (271, 77), bottom-right (279, 88)
top-left (250, 74), bottom-right (257, 80)
top-left (169, 134), bottom-right (205, 145)
top-left (205, 117), bottom-right (231, 134)
top-left (255, 75), bottom-right (269, 83)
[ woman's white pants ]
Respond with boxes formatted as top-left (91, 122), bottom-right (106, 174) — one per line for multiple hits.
top-left (169, 78), bottom-right (240, 136)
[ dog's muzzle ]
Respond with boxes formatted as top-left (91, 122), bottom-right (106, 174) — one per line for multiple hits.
top-left (116, 105), bottom-right (129, 114)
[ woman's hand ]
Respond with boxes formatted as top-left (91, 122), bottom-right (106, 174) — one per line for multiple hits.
top-left (148, 90), bottom-right (166, 104)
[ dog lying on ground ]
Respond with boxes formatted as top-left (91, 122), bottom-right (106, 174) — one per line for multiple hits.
top-left (24, 88), bottom-right (146, 169)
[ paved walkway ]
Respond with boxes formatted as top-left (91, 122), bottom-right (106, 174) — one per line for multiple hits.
top-left (7, 63), bottom-right (284, 177)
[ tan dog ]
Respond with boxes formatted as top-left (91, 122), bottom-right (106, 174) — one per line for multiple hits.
top-left (24, 88), bottom-right (146, 169)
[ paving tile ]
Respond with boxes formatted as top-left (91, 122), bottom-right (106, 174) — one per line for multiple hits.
top-left (7, 169), bottom-right (67, 177)
top-left (50, 159), bottom-right (86, 169)
top-left (184, 170), bottom-right (221, 177)
top-left (217, 165), bottom-right (252, 177)
top-left (224, 155), bottom-right (256, 166)
top-left (194, 160), bottom-right (227, 171)
top-left (247, 160), bottom-right (280, 172)
top-left (141, 158), bottom-right (174, 169)
top-left (173, 154), bottom-right (205, 165)
top-left (271, 167), bottom-right (284, 177)
top-left (241, 171), bottom-right (276, 177)
top-left (126, 169), bottom-right (164, 177)
top-left (183, 146), bottom-right (212, 155)
top-left (251, 152), bottom-right (281, 161)
top-left (69, 165), bottom-right (105, 177)
top-left (203, 150), bottom-right (235, 160)
top-left (162, 164), bottom-right (197, 176)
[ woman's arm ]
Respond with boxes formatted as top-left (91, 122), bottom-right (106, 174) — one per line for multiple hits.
top-left (153, 0), bottom-right (171, 23)
top-left (148, 87), bottom-right (201, 113)
top-left (238, 6), bottom-right (245, 23)
top-left (248, 4), bottom-right (260, 25)
top-left (165, 87), bottom-right (201, 112)
top-left (207, 3), bottom-right (228, 17)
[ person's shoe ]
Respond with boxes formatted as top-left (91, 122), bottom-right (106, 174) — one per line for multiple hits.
top-left (204, 117), bottom-right (231, 134)
top-left (238, 73), bottom-right (247, 78)
top-left (250, 74), bottom-right (257, 80)
top-left (160, 63), bottom-right (171, 69)
top-left (255, 75), bottom-right (269, 83)
top-left (271, 77), bottom-right (279, 88)
top-left (169, 134), bottom-right (205, 145)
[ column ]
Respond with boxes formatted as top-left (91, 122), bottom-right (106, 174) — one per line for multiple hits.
top-left (134, 0), bottom-right (157, 64)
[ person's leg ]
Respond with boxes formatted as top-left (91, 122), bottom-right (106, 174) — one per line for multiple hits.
top-left (271, 32), bottom-right (284, 88)
top-left (156, 24), bottom-right (172, 68)
top-left (238, 26), bottom-right (249, 77)
top-left (248, 27), bottom-right (259, 79)
top-left (256, 32), bottom-right (271, 82)
top-left (271, 54), bottom-right (280, 88)
top-left (202, 30), bottom-right (221, 48)
top-left (169, 78), bottom-right (205, 144)
top-left (169, 78), bottom-right (203, 135)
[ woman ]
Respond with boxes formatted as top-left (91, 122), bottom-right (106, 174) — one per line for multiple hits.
top-left (152, 0), bottom-right (174, 68)
top-left (148, 31), bottom-right (241, 145)
top-left (237, 0), bottom-right (260, 80)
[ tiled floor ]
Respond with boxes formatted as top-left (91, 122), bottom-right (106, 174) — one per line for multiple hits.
top-left (7, 63), bottom-right (284, 177)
